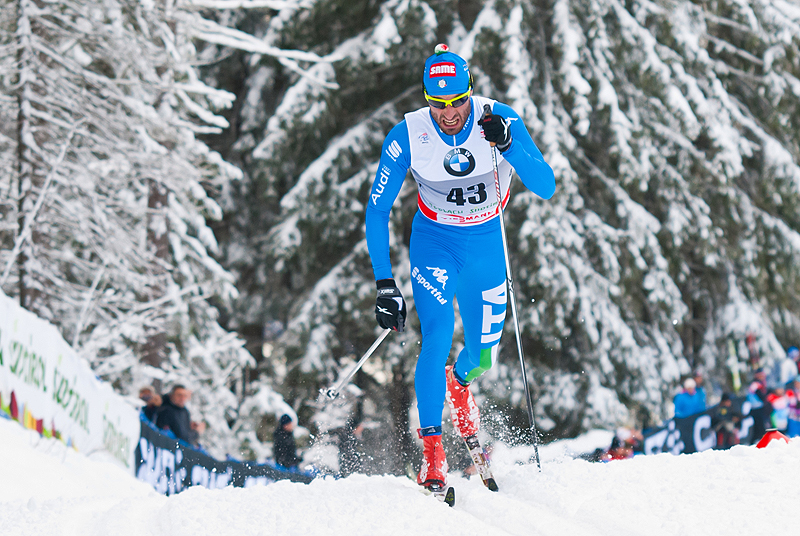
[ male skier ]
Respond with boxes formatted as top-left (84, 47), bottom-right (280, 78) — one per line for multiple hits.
top-left (365, 44), bottom-right (556, 492)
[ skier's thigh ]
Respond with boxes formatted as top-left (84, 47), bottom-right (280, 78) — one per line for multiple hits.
top-left (455, 232), bottom-right (506, 377)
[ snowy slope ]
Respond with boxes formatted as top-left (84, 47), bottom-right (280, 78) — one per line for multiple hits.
top-left (2, 418), bottom-right (798, 536)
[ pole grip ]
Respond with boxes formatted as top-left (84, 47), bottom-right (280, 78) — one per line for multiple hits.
top-left (481, 104), bottom-right (496, 147)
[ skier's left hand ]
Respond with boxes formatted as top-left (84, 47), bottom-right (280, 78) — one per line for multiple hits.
top-left (375, 279), bottom-right (406, 332)
top-left (478, 106), bottom-right (512, 152)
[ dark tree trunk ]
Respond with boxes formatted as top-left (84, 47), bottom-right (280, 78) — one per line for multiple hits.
top-left (142, 178), bottom-right (169, 376)
top-left (15, 0), bottom-right (34, 310)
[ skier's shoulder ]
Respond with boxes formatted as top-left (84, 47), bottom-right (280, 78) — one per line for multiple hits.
top-left (403, 105), bottom-right (430, 124)
top-left (383, 120), bottom-right (411, 159)
top-left (402, 107), bottom-right (432, 140)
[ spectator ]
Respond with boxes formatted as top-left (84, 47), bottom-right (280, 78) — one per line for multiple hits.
top-left (605, 435), bottom-right (631, 461)
top-left (749, 368), bottom-right (769, 401)
top-left (793, 347), bottom-right (800, 376)
top-left (747, 368), bottom-right (770, 440)
top-left (673, 378), bottom-right (707, 418)
top-left (603, 436), bottom-right (627, 461)
top-left (787, 375), bottom-right (800, 438)
top-left (599, 428), bottom-right (643, 461)
top-left (692, 368), bottom-right (707, 395)
top-left (767, 386), bottom-right (790, 433)
top-left (138, 386), bottom-right (162, 422)
top-left (273, 414), bottom-right (302, 470)
top-left (692, 368), bottom-right (709, 404)
top-left (711, 393), bottom-right (741, 450)
top-left (155, 385), bottom-right (200, 445)
top-left (772, 347), bottom-right (799, 388)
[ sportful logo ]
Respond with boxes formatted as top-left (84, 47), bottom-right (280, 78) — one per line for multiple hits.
top-left (426, 267), bottom-right (448, 289)
top-left (429, 62), bottom-right (456, 77)
top-left (386, 140), bottom-right (402, 161)
top-left (412, 266), bottom-right (447, 305)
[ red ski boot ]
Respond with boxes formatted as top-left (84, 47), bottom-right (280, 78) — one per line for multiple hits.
top-left (445, 365), bottom-right (480, 438)
top-left (417, 433), bottom-right (449, 488)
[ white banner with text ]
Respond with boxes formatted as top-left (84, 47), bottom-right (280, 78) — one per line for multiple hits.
top-left (0, 291), bottom-right (140, 469)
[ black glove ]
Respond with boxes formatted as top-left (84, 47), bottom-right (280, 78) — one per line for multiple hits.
top-left (375, 278), bottom-right (406, 332)
top-left (478, 104), bottom-right (512, 152)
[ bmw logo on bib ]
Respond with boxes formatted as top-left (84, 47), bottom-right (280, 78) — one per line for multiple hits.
top-left (443, 147), bottom-right (475, 177)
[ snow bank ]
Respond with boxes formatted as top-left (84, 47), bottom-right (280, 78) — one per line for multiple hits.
top-left (2, 417), bottom-right (798, 536)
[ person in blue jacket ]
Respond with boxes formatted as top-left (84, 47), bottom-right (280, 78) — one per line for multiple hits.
top-left (365, 44), bottom-right (555, 490)
top-left (673, 378), bottom-right (707, 418)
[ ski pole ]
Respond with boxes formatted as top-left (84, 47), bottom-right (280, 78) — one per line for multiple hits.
top-left (322, 328), bottom-right (391, 401)
top-left (483, 104), bottom-right (542, 470)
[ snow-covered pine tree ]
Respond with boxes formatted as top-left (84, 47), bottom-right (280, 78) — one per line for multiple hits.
top-left (201, 0), bottom-right (435, 471)
top-left (511, 0), bottom-right (800, 435)
top-left (209, 0), bottom-right (800, 466)
top-left (0, 0), bottom-right (306, 456)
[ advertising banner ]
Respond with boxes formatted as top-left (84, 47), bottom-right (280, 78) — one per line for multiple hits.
top-left (135, 421), bottom-right (314, 495)
top-left (643, 397), bottom-right (758, 456)
top-left (0, 291), bottom-right (140, 469)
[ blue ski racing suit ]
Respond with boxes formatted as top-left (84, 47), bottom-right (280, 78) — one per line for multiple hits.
top-left (365, 95), bottom-right (555, 435)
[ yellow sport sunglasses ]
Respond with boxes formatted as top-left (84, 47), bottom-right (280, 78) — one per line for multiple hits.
top-left (424, 88), bottom-right (472, 109)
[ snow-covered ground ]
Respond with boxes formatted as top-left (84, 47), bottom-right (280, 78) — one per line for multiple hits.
top-left (2, 417), bottom-right (798, 536)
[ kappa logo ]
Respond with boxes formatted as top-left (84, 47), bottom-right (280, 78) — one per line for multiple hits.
top-left (443, 147), bottom-right (475, 177)
top-left (411, 266), bottom-right (447, 305)
top-left (386, 140), bottom-right (402, 161)
top-left (426, 267), bottom-right (448, 289)
top-left (429, 62), bottom-right (456, 77)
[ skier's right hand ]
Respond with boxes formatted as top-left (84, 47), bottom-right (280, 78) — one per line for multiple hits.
top-left (375, 279), bottom-right (406, 332)
top-left (478, 104), bottom-right (512, 152)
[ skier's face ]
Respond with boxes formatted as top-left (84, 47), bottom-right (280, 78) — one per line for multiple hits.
top-left (428, 91), bottom-right (472, 135)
